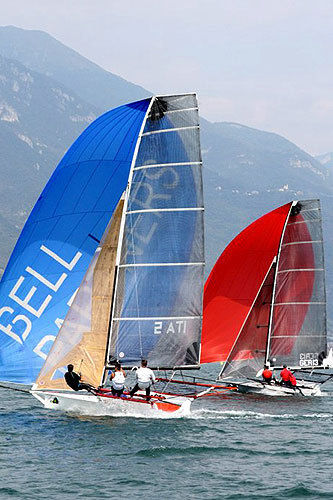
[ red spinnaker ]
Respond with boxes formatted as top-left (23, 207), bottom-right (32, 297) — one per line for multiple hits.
top-left (200, 203), bottom-right (291, 364)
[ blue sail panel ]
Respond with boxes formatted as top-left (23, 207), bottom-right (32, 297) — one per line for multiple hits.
top-left (109, 94), bottom-right (205, 367)
top-left (0, 98), bottom-right (151, 384)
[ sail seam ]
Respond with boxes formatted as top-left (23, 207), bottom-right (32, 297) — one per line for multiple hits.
top-left (277, 268), bottom-right (323, 273)
top-left (118, 262), bottom-right (204, 268)
top-left (274, 302), bottom-right (325, 305)
top-left (126, 207), bottom-right (204, 215)
top-left (141, 125), bottom-right (199, 137)
top-left (134, 161), bottom-right (202, 171)
top-left (297, 208), bottom-right (320, 212)
top-left (282, 240), bottom-right (322, 246)
top-left (271, 334), bottom-right (324, 338)
top-left (113, 316), bottom-right (201, 321)
top-left (288, 219), bottom-right (321, 225)
top-left (163, 107), bottom-right (198, 114)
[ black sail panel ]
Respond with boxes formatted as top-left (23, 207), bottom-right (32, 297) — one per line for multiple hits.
top-left (269, 200), bottom-right (327, 368)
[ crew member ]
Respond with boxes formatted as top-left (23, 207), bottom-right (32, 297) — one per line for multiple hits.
top-left (262, 364), bottom-right (273, 384)
top-left (110, 362), bottom-right (126, 397)
top-left (130, 359), bottom-right (156, 398)
top-left (289, 373), bottom-right (297, 388)
top-left (280, 364), bottom-right (294, 388)
top-left (64, 364), bottom-right (95, 392)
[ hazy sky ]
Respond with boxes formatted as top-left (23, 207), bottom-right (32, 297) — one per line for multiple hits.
top-left (1, 0), bottom-right (332, 155)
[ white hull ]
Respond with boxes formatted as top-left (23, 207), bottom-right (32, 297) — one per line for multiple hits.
top-left (31, 389), bottom-right (192, 418)
top-left (232, 380), bottom-right (322, 397)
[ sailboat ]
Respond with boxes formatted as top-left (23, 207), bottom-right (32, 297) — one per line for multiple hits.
top-left (0, 93), bottom-right (206, 416)
top-left (201, 199), bottom-right (333, 396)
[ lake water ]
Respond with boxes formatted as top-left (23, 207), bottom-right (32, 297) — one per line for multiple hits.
top-left (1, 368), bottom-right (332, 500)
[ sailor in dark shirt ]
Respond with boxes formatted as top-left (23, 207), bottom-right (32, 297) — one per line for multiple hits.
top-left (64, 364), bottom-right (96, 392)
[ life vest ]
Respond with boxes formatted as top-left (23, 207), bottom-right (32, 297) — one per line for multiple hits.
top-left (289, 374), bottom-right (297, 386)
top-left (262, 369), bottom-right (272, 381)
top-left (280, 368), bottom-right (291, 382)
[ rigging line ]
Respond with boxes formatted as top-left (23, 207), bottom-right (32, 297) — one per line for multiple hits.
top-left (0, 383), bottom-right (31, 394)
top-left (105, 97), bottom-right (155, 367)
top-left (129, 200), bottom-right (143, 358)
top-left (127, 103), bottom-right (160, 360)
top-left (219, 259), bottom-right (276, 379)
top-left (265, 203), bottom-right (293, 365)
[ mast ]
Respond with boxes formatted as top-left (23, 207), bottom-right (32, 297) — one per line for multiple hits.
top-left (264, 202), bottom-right (294, 365)
top-left (102, 97), bottom-right (155, 382)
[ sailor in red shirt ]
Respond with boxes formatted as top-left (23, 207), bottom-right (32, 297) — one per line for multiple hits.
top-left (262, 364), bottom-right (273, 384)
top-left (280, 365), bottom-right (296, 388)
top-left (289, 373), bottom-right (297, 388)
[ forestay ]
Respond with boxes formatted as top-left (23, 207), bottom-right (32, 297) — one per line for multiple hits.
top-left (35, 199), bottom-right (124, 390)
top-left (220, 263), bottom-right (276, 379)
top-left (108, 94), bottom-right (205, 368)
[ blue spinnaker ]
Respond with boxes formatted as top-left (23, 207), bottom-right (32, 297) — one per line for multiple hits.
top-left (0, 98), bottom-right (150, 384)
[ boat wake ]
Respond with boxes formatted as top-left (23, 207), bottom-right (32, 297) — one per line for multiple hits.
top-left (72, 408), bottom-right (191, 420)
top-left (187, 408), bottom-right (333, 420)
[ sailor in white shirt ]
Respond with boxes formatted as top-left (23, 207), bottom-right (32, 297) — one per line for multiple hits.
top-left (110, 362), bottom-right (126, 396)
top-left (130, 359), bottom-right (156, 398)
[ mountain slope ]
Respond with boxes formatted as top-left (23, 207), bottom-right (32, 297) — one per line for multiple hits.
top-left (0, 25), bottom-right (150, 110)
top-left (0, 25), bottom-right (332, 337)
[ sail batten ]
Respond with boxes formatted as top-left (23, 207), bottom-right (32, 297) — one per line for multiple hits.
top-left (113, 316), bottom-right (202, 321)
top-left (108, 94), bottom-right (204, 368)
top-left (134, 161), bottom-right (202, 170)
top-left (268, 201), bottom-right (327, 368)
top-left (141, 125), bottom-right (199, 136)
top-left (210, 199), bottom-right (327, 380)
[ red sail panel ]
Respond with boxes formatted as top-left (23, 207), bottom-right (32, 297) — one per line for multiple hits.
top-left (220, 265), bottom-right (275, 379)
top-left (200, 202), bottom-right (291, 364)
